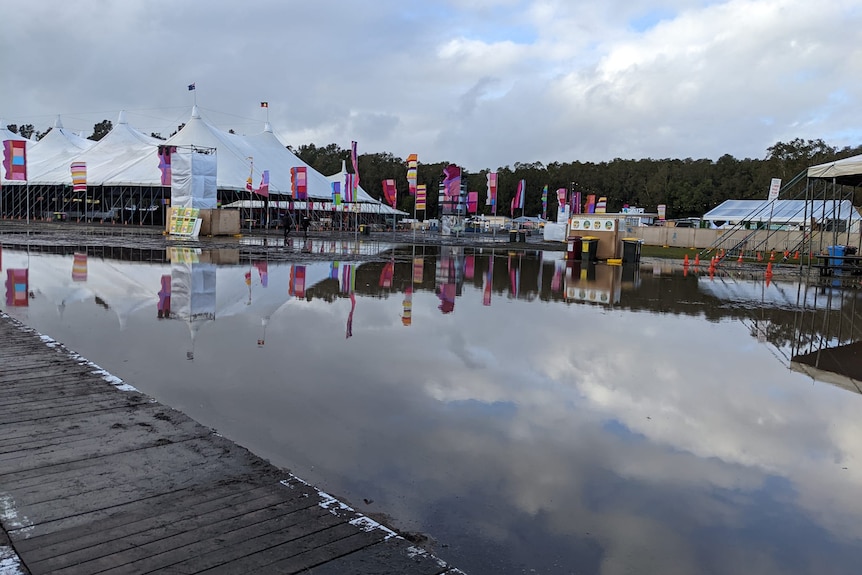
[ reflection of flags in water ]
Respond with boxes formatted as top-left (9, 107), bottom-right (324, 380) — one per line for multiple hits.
top-left (465, 255), bottom-right (475, 280)
top-left (406, 154), bottom-right (418, 196)
top-left (5, 269), bottom-right (28, 307)
top-left (253, 260), bottom-right (268, 287)
top-left (412, 257), bottom-right (424, 284)
top-left (71, 162), bottom-right (87, 193)
top-left (483, 254), bottom-right (494, 306)
top-left (346, 292), bottom-right (356, 338)
top-left (340, 264), bottom-right (355, 294)
top-left (158, 274), bottom-right (171, 318)
top-left (508, 255), bottom-right (520, 298)
top-left (379, 260), bottom-right (394, 289)
top-left (244, 271), bottom-right (252, 286)
top-left (551, 260), bottom-right (564, 293)
top-left (330, 260), bottom-right (340, 280)
top-left (402, 286), bottom-right (413, 326)
top-left (289, 265), bottom-right (306, 298)
top-left (72, 252), bottom-right (87, 282)
top-left (437, 284), bottom-right (456, 314)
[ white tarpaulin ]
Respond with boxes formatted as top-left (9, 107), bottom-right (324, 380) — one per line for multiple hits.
top-left (171, 149), bottom-right (217, 209)
top-left (543, 222), bottom-right (567, 242)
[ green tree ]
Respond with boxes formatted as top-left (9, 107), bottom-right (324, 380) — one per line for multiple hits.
top-left (89, 120), bottom-right (113, 141)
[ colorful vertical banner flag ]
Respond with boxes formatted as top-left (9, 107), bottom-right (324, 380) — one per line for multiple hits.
top-left (657, 204), bottom-right (667, 220)
top-left (256, 170), bottom-right (270, 197)
top-left (412, 257), bottom-right (424, 284)
top-left (343, 173), bottom-right (355, 203)
top-left (572, 191), bottom-right (582, 215)
top-left (350, 140), bottom-right (359, 197)
top-left (442, 164), bottom-right (461, 200)
top-left (406, 154), bottom-right (418, 196)
top-left (595, 196), bottom-right (607, 213)
top-left (486, 172), bottom-right (498, 208)
top-left (157, 146), bottom-right (176, 186)
top-left (290, 166), bottom-right (308, 200)
top-left (158, 274), bottom-right (171, 318)
top-left (382, 179), bottom-right (397, 208)
top-left (483, 255), bottom-right (494, 306)
top-left (5, 269), bottom-right (28, 307)
top-left (401, 286), bottom-right (413, 326)
top-left (71, 162), bottom-right (87, 193)
top-left (541, 185), bottom-right (548, 219)
top-left (510, 179), bottom-right (525, 216)
top-left (2, 140), bottom-right (27, 181)
top-left (331, 181), bottom-right (342, 206)
top-left (467, 191), bottom-right (478, 214)
top-left (585, 194), bottom-right (596, 214)
top-left (72, 252), bottom-right (87, 282)
top-left (556, 188), bottom-right (567, 209)
top-left (379, 260), bottom-right (394, 289)
top-left (415, 184), bottom-right (426, 211)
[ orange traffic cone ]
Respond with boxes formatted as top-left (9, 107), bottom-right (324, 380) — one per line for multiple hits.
top-left (737, 251), bottom-right (744, 263)
top-left (794, 250), bottom-right (799, 260)
top-left (757, 252), bottom-right (762, 261)
top-left (694, 254), bottom-right (700, 266)
top-left (784, 249), bottom-right (790, 259)
top-left (684, 254), bottom-right (689, 266)
top-left (769, 250), bottom-right (775, 261)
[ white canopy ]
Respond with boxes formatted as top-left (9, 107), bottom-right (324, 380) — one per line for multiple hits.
top-left (807, 154), bottom-right (862, 186)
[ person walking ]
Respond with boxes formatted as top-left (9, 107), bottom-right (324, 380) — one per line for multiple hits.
top-left (301, 215), bottom-right (311, 239)
top-left (281, 211), bottom-right (293, 240)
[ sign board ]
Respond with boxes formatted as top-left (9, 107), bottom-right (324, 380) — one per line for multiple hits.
top-left (569, 217), bottom-right (618, 233)
top-left (768, 178), bottom-right (781, 201)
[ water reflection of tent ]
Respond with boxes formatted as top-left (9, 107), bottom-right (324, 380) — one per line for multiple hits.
top-left (791, 344), bottom-right (862, 395)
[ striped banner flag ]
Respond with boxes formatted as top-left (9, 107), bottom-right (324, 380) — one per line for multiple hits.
top-left (331, 181), bottom-right (342, 206)
top-left (72, 252), bottom-right (87, 282)
top-left (2, 140), bottom-right (27, 181)
top-left (406, 154), bottom-right (418, 195)
top-left (290, 167), bottom-right (307, 200)
top-left (71, 162), bottom-right (87, 193)
top-left (343, 173), bottom-right (355, 203)
top-left (510, 179), bottom-right (525, 216)
top-left (415, 184), bottom-right (426, 211)
top-left (486, 172), bottom-right (497, 207)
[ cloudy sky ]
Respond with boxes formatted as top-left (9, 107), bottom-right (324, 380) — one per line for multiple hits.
top-left (1, 0), bottom-right (860, 171)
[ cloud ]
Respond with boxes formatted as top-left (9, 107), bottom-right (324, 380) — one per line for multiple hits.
top-left (1, 0), bottom-right (860, 171)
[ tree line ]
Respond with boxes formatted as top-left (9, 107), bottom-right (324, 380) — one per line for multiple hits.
top-left (8, 119), bottom-right (860, 220)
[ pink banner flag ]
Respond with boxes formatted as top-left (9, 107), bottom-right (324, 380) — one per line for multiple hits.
top-left (157, 146), bottom-right (176, 186)
top-left (70, 162), bottom-right (87, 193)
top-left (556, 188), bottom-right (567, 209)
top-left (483, 255), bottom-right (494, 306)
top-left (2, 140), bottom-right (27, 181)
top-left (350, 140), bottom-right (359, 197)
top-left (510, 179), bottom-right (525, 216)
top-left (257, 170), bottom-right (270, 197)
top-left (467, 191), bottom-right (478, 214)
top-left (443, 164), bottom-right (461, 200)
top-left (382, 179), bottom-right (397, 207)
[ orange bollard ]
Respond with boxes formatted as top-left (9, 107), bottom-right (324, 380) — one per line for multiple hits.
top-left (683, 254), bottom-right (689, 266)
top-left (757, 252), bottom-right (762, 261)
top-left (737, 252), bottom-right (744, 263)
top-left (694, 254), bottom-right (700, 266)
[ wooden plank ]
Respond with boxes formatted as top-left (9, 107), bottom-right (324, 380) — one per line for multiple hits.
top-left (0, 313), bottom-right (460, 575)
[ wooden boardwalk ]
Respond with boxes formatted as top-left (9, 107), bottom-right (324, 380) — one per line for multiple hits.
top-left (0, 313), bottom-right (463, 575)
